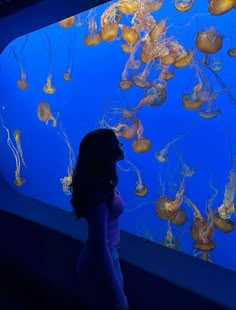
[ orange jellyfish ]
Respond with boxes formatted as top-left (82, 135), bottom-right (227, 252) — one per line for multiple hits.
top-left (208, 0), bottom-right (236, 15)
top-left (149, 19), bottom-right (166, 41)
top-left (12, 39), bottom-right (29, 90)
top-left (58, 16), bottom-right (75, 28)
top-left (161, 221), bottom-right (180, 249)
top-left (63, 31), bottom-right (75, 81)
top-left (121, 25), bottom-right (140, 44)
top-left (0, 115), bottom-right (25, 186)
top-left (100, 4), bottom-right (121, 42)
top-left (155, 133), bottom-right (184, 163)
top-left (131, 120), bottom-right (151, 153)
top-left (171, 208), bottom-right (187, 226)
top-left (14, 129), bottom-right (27, 168)
top-left (111, 118), bottom-right (140, 139)
top-left (227, 48), bottom-right (236, 57)
top-left (174, 50), bottom-right (193, 68)
top-left (83, 9), bottom-right (101, 46)
top-left (198, 103), bottom-right (220, 119)
top-left (146, 0), bottom-right (163, 12)
top-left (174, 0), bottom-right (195, 12)
top-left (195, 27), bottom-right (223, 65)
top-left (125, 159), bottom-right (148, 197)
top-left (132, 61), bottom-right (152, 88)
top-left (127, 42), bottom-right (142, 70)
top-left (182, 93), bottom-right (203, 110)
top-left (42, 33), bottom-right (56, 94)
top-left (156, 178), bottom-right (185, 220)
top-left (116, 0), bottom-right (138, 14)
top-left (58, 124), bottom-right (75, 195)
top-left (181, 161), bottom-right (195, 177)
top-left (214, 161), bottom-right (236, 232)
top-left (184, 196), bottom-right (216, 252)
top-left (37, 102), bottom-right (57, 127)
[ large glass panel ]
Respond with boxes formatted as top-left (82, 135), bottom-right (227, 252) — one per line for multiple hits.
top-left (0, 1), bottom-right (236, 270)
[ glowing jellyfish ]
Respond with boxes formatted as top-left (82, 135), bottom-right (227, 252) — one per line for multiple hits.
top-left (117, 0), bottom-right (138, 14)
top-left (208, 0), bottom-right (236, 15)
top-left (214, 161), bottom-right (236, 232)
top-left (140, 86), bottom-right (166, 107)
top-left (155, 133), bottom-right (184, 163)
top-left (146, 0), bottom-right (163, 12)
top-left (37, 102), bottom-right (57, 127)
top-left (100, 22), bottom-right (119, 42)
top-left (161, 52), bottom-right (177, 66)
top-left (127, 42), bottom-right (142, 70)
top-left (156, 179), bottom-right (185, 220)
top-left (181, 161), bottom-right (195, 177)
top-left (161, 221), bottom-right (180, 249)
top-left (174, 0), bottom-right (194, 12)
top-left (12, 38), bottom-right (29, 90)
top-left (83, 9), bottom-right (101, 46)
top-left (196, 27), bottom-right (223, 65)
top-left (112, 118), bottom-right (140, 139)
top-left (198, 104), bottom-right (220, 119)
top-left (121, 25), bottom-right (139, 44)
top-left (227, 48), bottom-right (236, 57)
top-left (174, 50), bottom-right (193, 68)
top-left (100, 3), bottom-right (121, 41)
top-left (182, 93), bottom-right (203, 110)
top-left (58, 124), bottom-right (75, 195)
top-left (13, 129), bottom-right (27, 168)
top-left (0, 115), bottom-right (25, 186)
top-left (131, 121), bottom-right (151, 153)
top-left (210, 59), bottom-right (224, 72)
top-left (159, 70), bottom-right (175, 81)
top-left (58, 16), bottom-right (75, 28)
top-left (42, 32), bottom-right (56, 94)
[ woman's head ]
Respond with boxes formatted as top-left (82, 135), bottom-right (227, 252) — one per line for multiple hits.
top-left (70, 128), bottom-right (124, 218)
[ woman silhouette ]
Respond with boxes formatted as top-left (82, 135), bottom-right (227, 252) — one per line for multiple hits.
top-left (71, 128), bottom-right (129, 309)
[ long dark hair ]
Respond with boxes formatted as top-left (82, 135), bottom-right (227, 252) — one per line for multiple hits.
top-left (70, 128), bottom-right (124, 218)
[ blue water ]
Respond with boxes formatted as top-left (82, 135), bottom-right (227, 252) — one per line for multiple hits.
top-left (0, 1), bottom-right (236, 270)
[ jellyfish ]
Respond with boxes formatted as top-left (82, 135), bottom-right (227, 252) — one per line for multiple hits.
top-left (83, 9), bottom-right (101, 46)
top-left (171, 208), bottom-right (187, 226)
top-left (127, 41), bottom-right (142, 70)
top-left (63, 30), bottom-right (75, 81)
top-left (0, 115), bottom-right (25, 186)
top-left (155, 133), bottom-right (184, 163)
top-left (42, 32), bottom-right (56, 94)
top-left (111, 118), bottom-right (140, 139)
top-left (149, 19), bottom-right (166, 41)
top-left (100, 4), bottom-right (121, 42)
top-left (74, 13), bottom-right (84, 27)
top-left (227, 48), bottom-right (236, 57)
top-left (13, 129), bottom-right (27, 168)
top-left (132, 60), bottom-right (152, 88)
top-left (174, 0), bottom-right (195, 12)
top-left (195, 27), bottom-right (223, 65)
top-left (11, 36), bottom-right (29, 90)
top-left (182, 93), bottom-right (203, 110)
top-left (121, 25), bottom-right (140, 44)
top-left (156, 178), bottom-right (185, 220)
top-left (184, 196), bottom-right (216, 252)
top-left (198, 103), bottom-right (220, 119)
top-left (58, 124), bottom-right (75, 195)
top-left (214, 160), bottom-right (236, 232)
top-left (160, 221), bottom-right (180, 249)
top-left (181, 161), bottom-right (195, 177)
top-left (145, 0), bottom-right (163, 12)
top-left (125, 159), bottom-right (148, 197)
top-left (208, 0), bottom-right (236, 15)
top-left (131, 120), bottom-right (151, 153)
top-left (37, 102), bottom-right (57, 127)
top-left (136, 217), bottom-right (155, 242)
top-left (116, 0), bottom-right (138, 14)
top-left (142, 86), bottom-right (166, 107)
top-left (58, 16), bottom-right (75, 28)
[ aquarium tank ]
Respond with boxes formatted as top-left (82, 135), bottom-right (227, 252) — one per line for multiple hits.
top-left (0, 0), bottom-right (236, 270)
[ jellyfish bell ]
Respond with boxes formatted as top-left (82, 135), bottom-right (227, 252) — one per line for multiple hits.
top-left (121, 25), bottom-right (139, 44)
top-left (132, 74), bottom-right (150, 88)
top-left (58, 16), bottom-right (75, 28)
top-left (100, 22), bottom-right (119, 41)
top-left (140, 51), bottom-right (152, 64)
top-left (63, 72), bottom-right (72, 81)
top-left (131, 137), bottom-right (151, 153)
top-left (119, 79), bottom-right (133, 90)
top-left (121, 43), bottom-right (132, 53)
top-left (174, 0), bottom-right (194, 12)
top-left (182, 94), bottom-right (203, 110)
top-left (198, 108), bottom-right (220, 119)
top-left (161, 52), bottom-right (177, 65)
top-left (193, 240), bottom-right (216, 251)
top-left (149, 19), bottom-right (166, 41)
top-left (145, 86), bottom-right (166, 107)
top-left (227, 48), bottom-right (236, 57)
top-left (117, 0), bottom-right (138, 14)
top-left (155, 196), bottom-right (178, 220)
top-left (155, 151), bottom-right (168, 162)
top-left (37, 101), bottom-right (51, 122)
top-left (208, 0), bottom-right (235, 15)
top-left (83, 33), bottom-right (101, 46)
top-left (195, 27), bottom-right (223, 54)
top-left (174, 50), bottom-right (193, 68)
top-left (13, 129), bottom-right (20, 142)
top-left (17, 79), bottom-right (29, 90)
top-left (190, 220), bottom-right (214, 241)
top-left (43, 82), bottom-right (56, 94)
top-left (14, 174), bottom-right (25, 186)
top-left (135, 183), bottom-right (148, 197)
top-left (159, 71), bottom-right (175, 81)
top-left (213, 212), bottom-right (234, 233)
top-left (146, 0), bottom-right (163, 12)
top-left (171, 208), bottom-right (187, 226)
top-left (210, 60), bottom-right (224, 72)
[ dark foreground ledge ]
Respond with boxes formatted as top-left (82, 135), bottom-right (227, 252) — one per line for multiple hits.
top-left (0, 175), bottom-right (234, 309)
